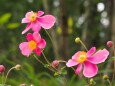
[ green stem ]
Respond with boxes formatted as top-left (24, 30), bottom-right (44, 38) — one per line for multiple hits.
top-left (79, 40), bottom-right (88, 51)
top-left (33, 54), bottom-right (56, 72)
top-left (3, 67), bottom-right (15, 86)
top-left (107, 79), bottom-right (112, 86)
top-left (42, 51), bottom-right (51, 65)
top-left (2, 73), bottom-right (4, 85)
top-left (33, 54), bottom-right (44, 65)
top-left (44, 29), bottom-right (54, 46)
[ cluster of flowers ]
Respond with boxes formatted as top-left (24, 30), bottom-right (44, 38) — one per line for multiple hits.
top-left (19, 10), bottom-right (110, 78)
top-left (19, 11), bottom-right (56, 57)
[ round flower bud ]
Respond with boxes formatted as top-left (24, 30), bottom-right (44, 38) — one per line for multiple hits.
top-left (0, 65), bottom-right (5, 74)
top-left (107, 41), bottom-right (113, 47)
top-left (75, 37), bottom-right (80, 43)
top-left (20, 84), bottom-right (26, 86)
top-left (90, 78), bottom-right (96, 85)
top-left (15, 64), bottom-right (21, 70)
top-left (103, 75), bottom-right (109, 80)
top-left (52, 60), bottom-right (59, 67)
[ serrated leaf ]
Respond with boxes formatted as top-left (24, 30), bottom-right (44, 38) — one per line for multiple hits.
top-left (7, 23), bottom-right (20, 29)
top-left (0, 13), bottom-right (11, 24)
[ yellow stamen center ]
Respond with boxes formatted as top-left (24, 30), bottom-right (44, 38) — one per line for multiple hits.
top-left (29, 13), bottom-right (37, 22)
top-left (28, 40), bottom-right (37, 50)
top-left (77, 51), bottom-right (87, 63)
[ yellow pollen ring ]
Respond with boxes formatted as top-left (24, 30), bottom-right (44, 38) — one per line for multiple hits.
top-left (28, 40), bottom-right (37, 50)
top-left (76, 51), bottom-right (87, 63)
top-left (29, 13), bottom-right (37, 22)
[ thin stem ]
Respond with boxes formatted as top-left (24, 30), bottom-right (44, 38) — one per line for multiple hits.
top-left (71, 67), bottom-right (75, 71)
top-left (33, 54), bottom-right (44, 65)
top-left (33, 54), bottom-right (56, 72)
top-left (44, 29), bottom-right (54, 45)
top-left (2, 73), bottom-right (4, 85)
top-left (3, 67), bottom-right (15, 86)
top-left (79, 40), bottom-right (88, 51)
top-left (107, 79), bottom-right (112, 86)
top-left (42, 51), bottom-right (51, 65)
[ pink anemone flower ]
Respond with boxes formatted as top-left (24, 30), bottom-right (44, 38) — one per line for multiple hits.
top-left (19, 32), bottom-right (46, 57)
top-left (66, 47), bottom-right (109, 78)
top-left (21, 11), bottom-right (56, 34)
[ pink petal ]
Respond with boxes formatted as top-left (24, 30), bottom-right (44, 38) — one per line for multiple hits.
top-left (33, 32), bottom-right (41, 43)
top-left (83, 61), bottom-right (98, 78)
top-left (87, 49), bottom-right (109, 64)
top-left (75, 64), bottom-right (82, 74)
top-left (34, 47), bottom-right (41, 56)
top-left (31, 21), bottom-right (41, 32)
top-left (19, 42), bottom-right (32, 57)
top-left (38, 15), bottom-right (56, 29)
top-left (22, 23), bottom-right (31, 34)
top-left (37, 39), bottom-right (46, 49)
top-left (37, 11), bottom-right (44, 17)
top-left (26, 33), bottom-right (33, 41)
top-left (66, 59), bottom-right (79, 67)
top-left (22, 18), bottom-right (30, 23)
top-left (72, 51), bottom-right (81, 60)
top-left (25, 11), bottom-right (34, 18)
top-left (87, 47), bottom-right (96, 56)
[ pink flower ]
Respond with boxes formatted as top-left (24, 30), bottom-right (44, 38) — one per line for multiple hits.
top-left (21, 11), bottom-right (56, 34)
top-left (19, 32), bottom-right (46, 57)
top-left (66, 47), bottom-right (109, 78)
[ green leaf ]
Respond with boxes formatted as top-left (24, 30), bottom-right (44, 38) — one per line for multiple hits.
top-left (7, 23), bottom-right (20, 29)
top-left (0, 13), bottom-right (11, 24)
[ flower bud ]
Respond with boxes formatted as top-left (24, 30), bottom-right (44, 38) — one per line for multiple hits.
top-left (52, 60), bottom-right (59, 67)
top-left (90, 78), bottom-right (96, 85)
top-left (107, 41), bottom-right (113, 47)
top-left (75, 37), bottom-right (80, 43)
top-left (20, 84), bottom-right (26, 86)
top-left (103, 75), bottom-right (109, 80)
top-left (0, 65), bottom-right (5, 74)
top-left (15, 64), bottom-right (21, 70)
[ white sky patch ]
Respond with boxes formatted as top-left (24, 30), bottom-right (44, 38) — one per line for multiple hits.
top-left (28, 0), bottom-right (33, 3)
top-left (97, 3), bottom-right (105, 12)
top-left (101, 11), bottom-right (107, 18)
top-left (100, 18), bottom-right (109, 27)
top-left (76, 15), bottom-right (85, 27)
top-left (53, 0), bottom-right (59, 7)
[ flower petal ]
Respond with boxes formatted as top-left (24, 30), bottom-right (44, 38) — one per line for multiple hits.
top-left (87, 49), bottom-right (109, 64)
top-left (31, 21), bottom-right (41, 32)
top-left (38, 39), bottom-right (46, 49)
top-left (22, 23), bottom-right (31, 34)
top-left (83, 61), bottom-right (98, 78)
top-left (25, 11), bottom-right (33, 18)
top-left (26, 33), bottom-right (33, 41)
top-left (75, 64), bottom-right (82, 74)
top-left (87, 47), bottom-right (96, 56)
top-left (34, 47), bottom-right (41, 56)
top-left (22, 18), bottom-right (30, 23)
top-left (66, 59), bottom-right (79, 67)
top-left (72, 51), bottom-right (81, 60)
top-left (38, 15), bottom-right (56, 29)
top-left (19, 42), bottom-right (32, 57)
top-left (37, 11), bottom-right (44, 17)
top-left (33, 32), bottom-right (41, 43)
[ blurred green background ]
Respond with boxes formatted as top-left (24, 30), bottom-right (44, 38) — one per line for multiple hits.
top-left (0, 0), bottom-right (115, 86)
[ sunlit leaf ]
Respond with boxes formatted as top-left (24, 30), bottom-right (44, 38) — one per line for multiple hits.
top-left (7, 23), bottom-right (20, 29)
top-left (0, 13), bottom-right (11, 24)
